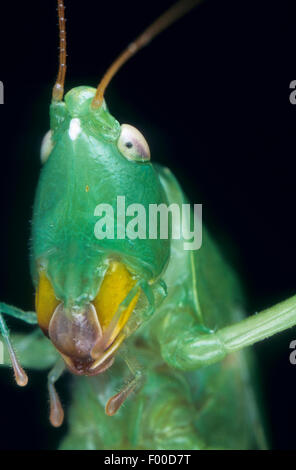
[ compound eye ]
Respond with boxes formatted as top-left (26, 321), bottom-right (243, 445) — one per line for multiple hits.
top-left (117, 124), bottom-right (150, 162)
top-left (40, 130), bottom-right (54, 164)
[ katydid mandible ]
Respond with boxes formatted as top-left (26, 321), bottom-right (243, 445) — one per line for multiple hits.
top-left (0, 0), bottom-right (296, 449)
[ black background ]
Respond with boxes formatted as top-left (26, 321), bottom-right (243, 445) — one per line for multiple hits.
top-left (0, 0), bottom-right (296, 449)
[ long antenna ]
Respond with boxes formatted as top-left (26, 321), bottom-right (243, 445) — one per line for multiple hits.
top-left (91, 0), bottom-right (203, 109)
top-left (52, 0), bottom-right (67, 102)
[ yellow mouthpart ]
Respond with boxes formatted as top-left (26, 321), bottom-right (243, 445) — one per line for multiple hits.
top-left (35, 261), bottom-right (140, 344)
top-left (93, 261), bottom-right (140, 343)
top-left (35, 270), bottom-right (59, 333)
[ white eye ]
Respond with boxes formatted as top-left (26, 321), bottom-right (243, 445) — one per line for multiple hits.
top-left (40, 130), bottom-right (54, 164)
top-left (117, 124), bottom-right (150, 162)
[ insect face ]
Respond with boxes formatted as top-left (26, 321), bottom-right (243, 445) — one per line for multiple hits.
top-left (32, 86), bottom-right (170, 375)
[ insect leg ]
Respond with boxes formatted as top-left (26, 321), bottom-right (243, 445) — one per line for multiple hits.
top-left (0, 302), bottom-right (37, 324)
top-left (105, 348), bottom-right (145, 416)
top-left (159, 294), bottom-right (296, 370)
top-left (0, 313), bottom-right (28, 386)
top-left (0, 304), bottom-right (38, 385)
top-left (48, 358), bottom-right (66, 427)
top-left (1, 330), bottom-right (59, 370)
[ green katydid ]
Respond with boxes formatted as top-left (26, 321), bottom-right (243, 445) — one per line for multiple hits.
top-left (1, 0), bottom-right (296, 449)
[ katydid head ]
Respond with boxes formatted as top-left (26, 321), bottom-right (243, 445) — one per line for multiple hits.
top-left (33, 85), bottom-right (169, 376)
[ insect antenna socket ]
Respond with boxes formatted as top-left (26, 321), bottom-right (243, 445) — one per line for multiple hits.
top-left (91, 0), bottom-right (203, 109)
top-left (52, 0), bottom-right (67, 102)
